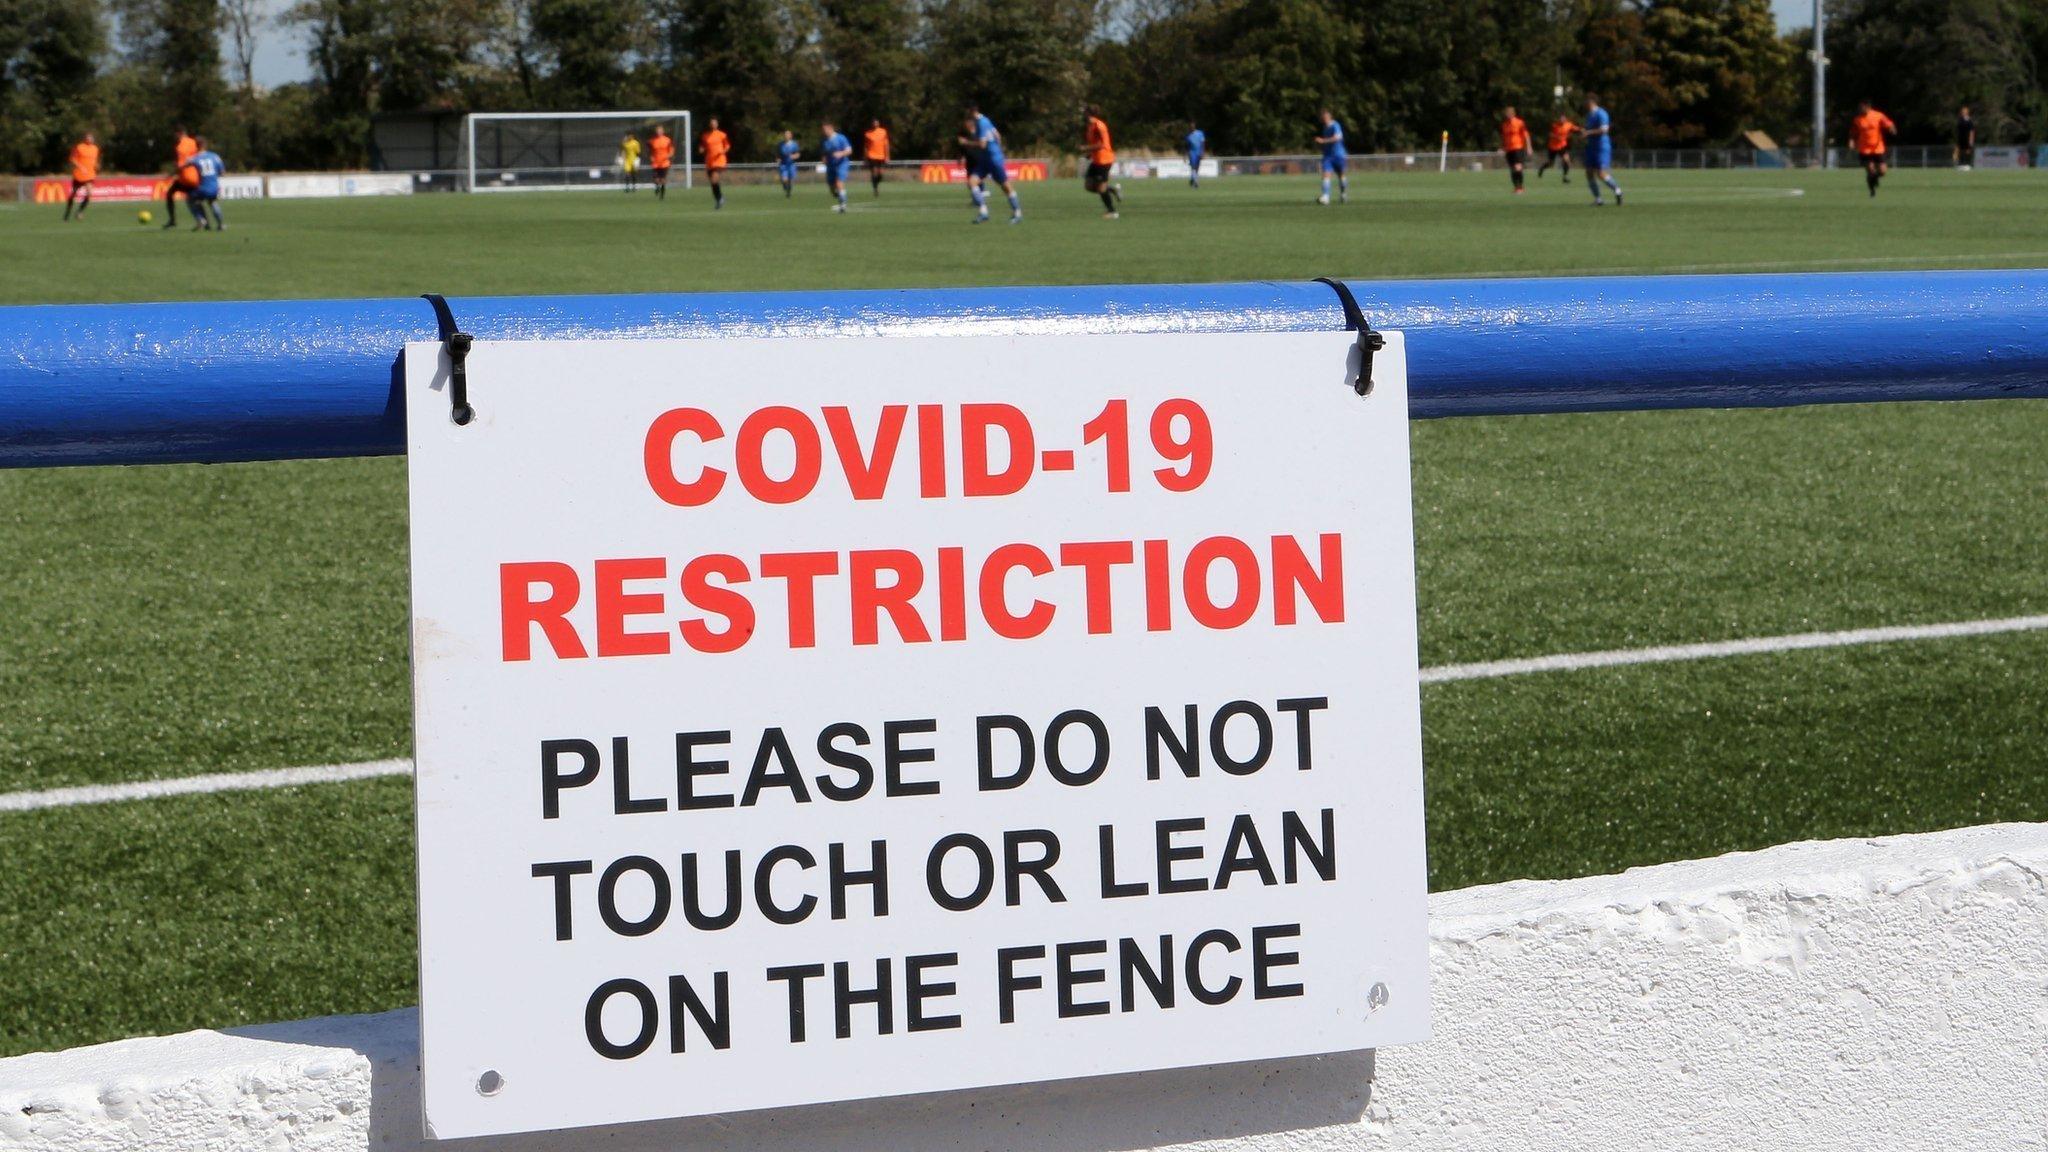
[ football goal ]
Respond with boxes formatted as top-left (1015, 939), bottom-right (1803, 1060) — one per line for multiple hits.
top-left (463, 111), bottom-right (693, 193)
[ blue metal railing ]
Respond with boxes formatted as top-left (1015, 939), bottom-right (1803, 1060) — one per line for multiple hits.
top-left (3, 271), bottom-right (2044, 468)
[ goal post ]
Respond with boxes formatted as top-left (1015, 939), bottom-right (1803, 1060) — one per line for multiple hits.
top-left (463, 111), bottom-right (693, 193)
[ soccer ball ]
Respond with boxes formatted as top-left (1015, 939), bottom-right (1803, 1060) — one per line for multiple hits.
top-left (137, 210), bottom-right (153, 225)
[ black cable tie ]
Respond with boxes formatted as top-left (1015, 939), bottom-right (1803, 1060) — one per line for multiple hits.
top-left (1313, 277), bottom-right (1385, 397)
top-left (421, 293), bottom-right (475, 425)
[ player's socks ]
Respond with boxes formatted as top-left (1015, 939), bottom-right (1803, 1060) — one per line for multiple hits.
top-left (1110, 183), bottom-right (1122, 203)
top-left (1319, 176), bottom-right (1330, 202)
top-left (712, 183), bottom-right (723, 208)
top-left (1099, 190), bottom-right (1116, 213)
top-left (1006, 191), bottom-right (1020, 218)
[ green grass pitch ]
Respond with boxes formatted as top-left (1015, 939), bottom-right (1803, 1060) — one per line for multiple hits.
top-left (1, 169), bottom-right (2044, 1055)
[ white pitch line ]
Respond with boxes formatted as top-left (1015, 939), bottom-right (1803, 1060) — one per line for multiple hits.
top-left (0, 758), bottom-right (413, 814)
top-left (1422, 614), bottom-right (2048, 685)
top-left (5, 614), bottom-right (2048, 815)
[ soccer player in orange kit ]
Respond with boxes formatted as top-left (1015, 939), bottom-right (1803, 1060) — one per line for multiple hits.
top-left (699, 118), bottom-right (730, 209)
top-left (1499, 106), bottom-right (1531, 194)
top-left (648, 125), bottom-right (675, 201)
top-left (1537, 111), bottom-right (1575, 180)
top-left (63, 132), bottom-right (99, 221)
top-left (1082, 106), bottom-right (1122, 218)
top-left (862, 119), bottom-right (890, 196)
top-left (162, 126), bottom-right (198, 227)
top-left (1851, 101), bottom-right (1897, 197)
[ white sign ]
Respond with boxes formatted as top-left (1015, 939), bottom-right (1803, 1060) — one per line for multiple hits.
top-left (341, 172), bottom-right (413, 196)
top-left (404, 330), bottom-right (1429, 1138)
top-left (267, 172), bottom-right (415, 198)
top-left (1150, 159), bottom-right (1221, 179)
top-left (217, 174), bottom-right (265, 200)
top-left (265, 173), bottom-right (342, 199)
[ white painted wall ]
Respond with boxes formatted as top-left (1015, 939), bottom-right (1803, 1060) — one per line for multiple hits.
top-left (5, 821), bottom-right (2046, 1151)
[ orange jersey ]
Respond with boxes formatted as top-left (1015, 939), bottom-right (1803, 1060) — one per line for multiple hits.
top-left (174, 134), bottom-right (198, 185)
top-left (1546, 118), bottom-right (1576, 151)
top-left (863, 127), bottom-right (889, 161)
top-left (69, 141), bottom-right (99, 182)
top-left (1084, 116), bottom-right (1115, 166)
top-left (700, 130), bottom-right (730, 169)
top-left (649, 134), bottom-right (674, 168)
top-left (1499, 117), bottom-right (1529, 152)
top-left (1851, 110), bottom-right (1895, 155)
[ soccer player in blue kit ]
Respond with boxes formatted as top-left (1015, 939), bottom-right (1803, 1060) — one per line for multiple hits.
top-left (820, 122), bottom-right (853, 212)
top-left (960, 105), bottom-right (1022, 224)
top-left (1580, 93), bottom-right (1623, 207)
top-left (1315, 109), bottom-right (1347, 204)
top-left (182, 138), bottom-right (227, 231)
top-left (776, 130), bottom-right (801, 197)
top-left (1184, 122), bottom-right (1206, 187)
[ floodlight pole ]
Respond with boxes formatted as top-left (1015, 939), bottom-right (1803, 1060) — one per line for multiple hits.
top-left (1811, 0), bottom-right (1827, 168)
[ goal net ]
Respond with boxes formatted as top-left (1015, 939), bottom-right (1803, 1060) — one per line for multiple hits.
top-left (464, 111), bottom-right (693, 192)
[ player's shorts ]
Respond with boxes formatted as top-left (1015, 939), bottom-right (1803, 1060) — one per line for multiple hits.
top-left (622, 159), bottom-right (638, 173)
top-left (1957, 146), bottom-right (1974, 165)
top-left (1503, 148), bottom-right (1529, 166)
top-left (867, 157), bottom-right (887, 169)
top-left (1859, 150), bottom-right (1887, 165)
top-left (1085, 162), bottom-right (1112, 185)
top-left (192, 187), bottom-right (218, 202)
top-left (977, 155), bottom-right (1009, 183)
top-left (825, 163), bottom-right (850, 184)
top-left (1584, 146), bottom-right (1611, 170)
top-left (1321, 153), bottom-right (1347, 174)
top-left (1546, 147), bottom-right (1569, 159)
top-left (650, 164), bottom-right (670, 177)
top-left (706, 162), bottom-right (727, 174)
top-left (778, 164), bottom-right (797, 180)
top-left (70, 178), bottom-right (92, 190)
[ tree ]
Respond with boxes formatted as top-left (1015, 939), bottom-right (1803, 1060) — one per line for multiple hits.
top-left (0, 0), bottom-right (107, 172)
top-left (1567, 0), bottom-right (1672, 144)
top-left (1085, 0), bottom-right (1224, 148)
top-left (818, 0), bottom-right (920, 135)
top-left (657, 0), bottom-right (787, 156)
top-left (923, 0), bottom-right (1100, 152)
top-left (1202, 0), bottom-right (1356, 152)
top-left (111, 0), bottom-right (228, 144)
top-left (1640, 0), bottom-right (1794, 145)
top-left (528, 0), bottom-right (649, 110)
top-left (1827, 0), bottom-right (2035, 144)
top-left (289, 0), bottom-right (379, 164)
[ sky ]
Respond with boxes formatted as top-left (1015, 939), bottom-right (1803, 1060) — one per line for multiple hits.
top-left (239, 0), bottom-right (1821, 90)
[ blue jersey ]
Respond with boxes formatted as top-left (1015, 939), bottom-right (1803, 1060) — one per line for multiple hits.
top-left (1583, 107), bottom-right (1612, 158)
top-left (1318, 120), bottom-right (1346, 158)
top-left (1186, 129), bottom-right (1206, 158)
top-left (821, 133), bottom-right (852, 174)
top-left (777, 139), bottom-right (800, 169)
top-left (974, 115), bottom-right (1006, 165)
top-left (187, 150), bottom-right (224, 196)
